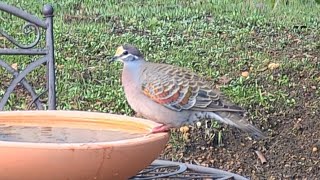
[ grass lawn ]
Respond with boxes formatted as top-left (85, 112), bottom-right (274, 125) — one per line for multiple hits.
top-left (1, 0), bottom-right (320, 179)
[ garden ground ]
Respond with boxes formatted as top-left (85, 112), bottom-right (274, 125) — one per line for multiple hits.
top-left (1, 0), bottom-right (319, 179)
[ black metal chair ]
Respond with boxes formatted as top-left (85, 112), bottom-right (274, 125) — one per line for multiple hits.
top-left (0, 3), bottom-right (249, 180)
top-left (0, 2), bottom-right (56, 111)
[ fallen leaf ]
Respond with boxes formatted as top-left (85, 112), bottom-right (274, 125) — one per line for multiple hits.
top-left (95, 101), bottom-right (102, 105)
top-left (293, 38), bottom-right (301, 44)
top-left (88, 66), bottom-right (96, 71)
top-left (268, 63), bottom-right (280, 70)
top-left (11, 63), bottom-right (18, 70)
top-left (182, 133), bottom-right (190, 141)
top-left (57, 64), bottom-right (64, 69)
top-left (179, 126), bottom-right (190, 133)
top-left (257, 67), bottom-right (268, 72)
top-left (303, 53), bottom-right (313, 58)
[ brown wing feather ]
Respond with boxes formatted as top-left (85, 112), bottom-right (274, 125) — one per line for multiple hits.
top-left (141, 63), bottom-right (244, 113)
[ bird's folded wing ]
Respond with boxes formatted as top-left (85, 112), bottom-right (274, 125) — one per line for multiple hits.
top-left (141, 64), bottom-right (245, 113)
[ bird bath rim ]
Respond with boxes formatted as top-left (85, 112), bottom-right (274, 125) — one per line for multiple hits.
top-left (0, 110), bottom-right (169, 149)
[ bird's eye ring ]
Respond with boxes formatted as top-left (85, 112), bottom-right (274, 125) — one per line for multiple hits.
top-left (123, 51), bottom-right (128, 55)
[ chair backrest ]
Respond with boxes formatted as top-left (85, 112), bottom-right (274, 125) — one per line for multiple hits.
top-left (0, 2), bottom-right (56, 110)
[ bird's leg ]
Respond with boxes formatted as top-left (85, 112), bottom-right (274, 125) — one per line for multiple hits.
top-left (134, 112), bottom-right (143, 118)
top-left (151, 124), bottom-right (170, 133)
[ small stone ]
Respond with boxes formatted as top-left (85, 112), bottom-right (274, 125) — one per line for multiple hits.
top-left (241, 71), bottom-right (249, 77)
top-left (196, 121), bottom-right (202, 128)
top-left (312, 147), bottom-right (318, 152)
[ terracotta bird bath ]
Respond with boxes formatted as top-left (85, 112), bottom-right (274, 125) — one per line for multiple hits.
top-left (0, 111), bottom-right (169, 180)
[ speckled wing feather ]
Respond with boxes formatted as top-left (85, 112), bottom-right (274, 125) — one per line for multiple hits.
top-left (141, 63), bottom-right (245, 113)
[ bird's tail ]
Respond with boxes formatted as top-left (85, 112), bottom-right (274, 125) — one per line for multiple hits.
top-left (207, 111), bottom-right (266, 139)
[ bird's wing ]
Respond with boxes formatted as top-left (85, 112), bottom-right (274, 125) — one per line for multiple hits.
top-left (141, 63), bottom-right (245, 113)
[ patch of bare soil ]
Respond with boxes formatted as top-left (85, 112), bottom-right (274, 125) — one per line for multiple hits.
top-left (161, 73), bottom-right (319, 179)
top-left (160, 27), bottom-right (320, 179)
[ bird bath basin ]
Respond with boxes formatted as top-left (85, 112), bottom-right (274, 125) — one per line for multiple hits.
top-left (0, 110), bottom-right (169, 180)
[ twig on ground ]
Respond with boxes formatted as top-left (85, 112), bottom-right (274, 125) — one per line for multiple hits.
top-left (255, 150), bottom-right (267, 164)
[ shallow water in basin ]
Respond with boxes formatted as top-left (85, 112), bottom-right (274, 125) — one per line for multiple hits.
top-left (0, 124), bottom-right (144, 143)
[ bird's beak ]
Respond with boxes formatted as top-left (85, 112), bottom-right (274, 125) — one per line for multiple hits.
top-left (109, 56), bottom-right (118, 63)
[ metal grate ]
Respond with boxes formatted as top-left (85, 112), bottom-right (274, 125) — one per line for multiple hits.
top-left (131, 160), bottom-right (249, 180)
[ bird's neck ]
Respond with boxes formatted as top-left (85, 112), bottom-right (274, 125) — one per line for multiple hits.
top-left (122, 61), bottom-right (145, 87)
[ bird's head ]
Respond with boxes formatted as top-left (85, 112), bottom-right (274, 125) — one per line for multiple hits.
top-left (110, 44), bottom-right (144, 63)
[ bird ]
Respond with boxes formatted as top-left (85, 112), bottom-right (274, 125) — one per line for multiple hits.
top-left (110, 44), bottom-right (266, 139)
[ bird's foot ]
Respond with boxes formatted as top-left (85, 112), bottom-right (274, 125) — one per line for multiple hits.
top-left (144, 125), bottom-right (170, 136)
top-left (134, 112), bottom-right (143, 118)
top-left (151, 124), bottom-right (170, 133)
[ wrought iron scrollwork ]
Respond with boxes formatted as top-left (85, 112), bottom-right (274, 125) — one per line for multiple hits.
top-left (130, 160), bottom-right (249, 180)
top-left (0, 59), bottom-right (44, 110)
top-left (0, 2), bottom-right (56, 110)
top-left (0, 22), bottom-right (41, 49)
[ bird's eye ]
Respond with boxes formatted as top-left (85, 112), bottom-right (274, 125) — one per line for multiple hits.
top-left (123, 51), bottom-right (128, 55)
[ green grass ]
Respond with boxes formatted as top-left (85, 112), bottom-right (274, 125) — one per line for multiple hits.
top-left (1, 0), bottom-right (320, 144)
